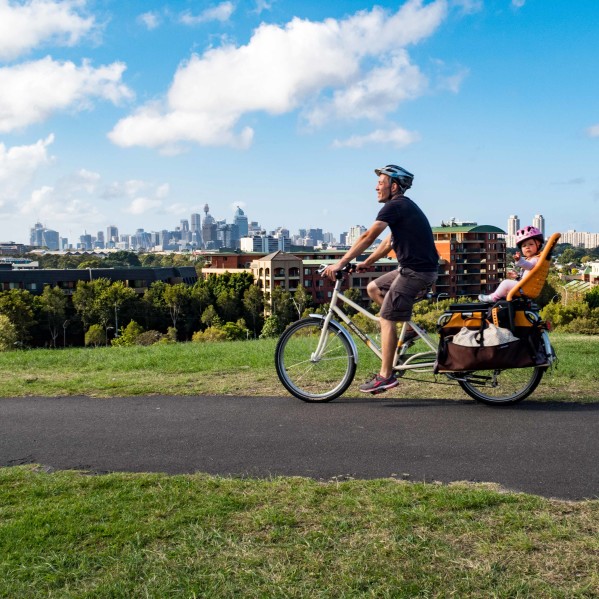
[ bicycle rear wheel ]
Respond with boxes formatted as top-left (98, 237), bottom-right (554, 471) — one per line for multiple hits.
top-left (458, 366), bottom-right (545, 405)
top-left (275, 317), bottom-right (356, 402)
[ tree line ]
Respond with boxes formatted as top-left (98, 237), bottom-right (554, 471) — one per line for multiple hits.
top-left (0, 272), bottom-right (320, 350)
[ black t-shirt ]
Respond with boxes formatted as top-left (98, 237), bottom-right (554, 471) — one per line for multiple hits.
top-left (376, 194), bottom-right (439, 272)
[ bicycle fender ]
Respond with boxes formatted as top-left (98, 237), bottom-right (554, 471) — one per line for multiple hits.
top-left (307, 314), bottom-right (359, 365)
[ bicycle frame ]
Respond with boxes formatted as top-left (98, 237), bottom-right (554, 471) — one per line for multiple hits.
top-left (312, 271), bottom-right (438, 374)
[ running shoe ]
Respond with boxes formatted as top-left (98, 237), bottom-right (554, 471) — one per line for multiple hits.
top-left (478, 294), bottom-right (494, 303)
top-left (359, 373), bottom-right (399, 394)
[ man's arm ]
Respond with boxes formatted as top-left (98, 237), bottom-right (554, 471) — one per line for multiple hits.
top-left (322, 221), bottom-right (387, 280)
top-left (355, 232), bottom-right (392, 271)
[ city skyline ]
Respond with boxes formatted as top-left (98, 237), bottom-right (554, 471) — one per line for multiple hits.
top-left (1, 1), bottom-right (598, 245)
top-left (24, 209), bottom-right (599, 253)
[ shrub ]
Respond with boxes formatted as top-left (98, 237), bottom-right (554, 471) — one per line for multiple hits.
top-left (260, 314), bottom-right (282, 338)
top-left (584, 287), bottom-right (599, 309)
top-left (541, 301), bottom-right (589, 329)
top-left (111, 321), bottom-right (145, 347)
top-left (135, 330), bottom-right (164, 346)
top-left (221, 320), bottom-right (249, 341)
top-left (85, 324), bottom-right (106, 347)
top-left (561, 308), bottom-right (599, 335)
top-left (192, 326), bottom-right (228, 342)
top-left (0, 314), bottom-right (18, 351)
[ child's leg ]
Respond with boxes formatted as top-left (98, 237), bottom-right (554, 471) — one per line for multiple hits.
top-left (489, 279), bottom-right (517, 301)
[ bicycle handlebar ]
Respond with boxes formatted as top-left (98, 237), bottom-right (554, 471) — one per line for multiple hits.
top-left (318, 263), bottom-right (356, 279)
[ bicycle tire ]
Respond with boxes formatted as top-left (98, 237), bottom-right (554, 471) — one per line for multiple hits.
top-left (458, 366), bottom-right (545, 405)
top-left (275, 317), bottom-right (357, 402)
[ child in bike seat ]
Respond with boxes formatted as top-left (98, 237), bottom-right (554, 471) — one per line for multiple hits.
top-left (478, 225), bottom-right (544, 303)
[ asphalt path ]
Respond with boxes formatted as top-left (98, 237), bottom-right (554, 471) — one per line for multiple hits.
top-left (1, 395), bottom-right (598, 501)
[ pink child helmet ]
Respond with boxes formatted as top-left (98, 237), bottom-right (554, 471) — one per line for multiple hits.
top-left (515, 225), bottom-right (544, 248)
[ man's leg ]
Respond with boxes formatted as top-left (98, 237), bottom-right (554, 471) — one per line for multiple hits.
top-left (367, 280), bottom-right (385, 306)
top-left (379, 316), bottom-right (398, 379)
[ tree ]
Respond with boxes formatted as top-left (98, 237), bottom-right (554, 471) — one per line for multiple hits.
top-left (77, 258), bottom-right (104, 269)
top-left (142, 281), bottom-right (169, 330)
top-left (163, 283), bottom-right (191, 331)
top-left (557, 247), bottom-right (580, 266)
top-left (39, 286), bottom-right (67, 347)
top-left (191, 282), bottom-right (213, 314)
top-left (270, 287), bottom-right (295, 328)
top-left (584, 287), bottom-right (599, 309)
top-left (72, 279), bottom-right (111, 332)
top-left (243, 285), bottom-right (264, 338)
top-left (0, 289), bottom-right (37, 346)
top-left (291, 286), bottom-right (312, 319)
top-left (0, 314), bottom-right (18, 351)
top-left (104, 251), bottom-right (141, 268)
top-left (216, 289), bottom-right (239, 323)
top-left (96, 281), bottom-right (138, 339)
top-left (201, 305), bottom-right (221, 328)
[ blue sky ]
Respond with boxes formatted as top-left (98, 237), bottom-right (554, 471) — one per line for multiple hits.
top-left (1, 0), bottom-right (598, 245)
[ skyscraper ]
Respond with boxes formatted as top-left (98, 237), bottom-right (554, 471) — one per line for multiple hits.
top-left (30, 222), bottom-right (44, 246)
top-left (506, 215), bottom-right (520, 248)
top-left (30, 222), bottom-right (59, 250)
top-left (202, 204), bottom-right (218, 249)
top-left (533, 214), bottom-right (545, 237)
top-left (106, 225), bottom-right (119, 248)
top-left (191, 213), bottom-right (201, 231)
top-left (233, 206), bottom-right (249, 238)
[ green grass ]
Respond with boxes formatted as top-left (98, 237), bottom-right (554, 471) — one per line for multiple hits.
top-left (0, 466), bottom-right (597, 598)
top-left (0, 333), bottom-right (597, 401)
top-left (1, 336), bottom-right (598, 596)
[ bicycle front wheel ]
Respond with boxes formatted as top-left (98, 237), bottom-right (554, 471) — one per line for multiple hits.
top-left (275, 317), bottom-right (357, 402)
top-left (458, 366), bottom-right (545, 405)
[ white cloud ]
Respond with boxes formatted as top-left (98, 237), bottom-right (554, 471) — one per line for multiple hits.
top-left (109, 0), bottom-right (448, 151)
top-left (0, 56), bottom-right (133, 133)
top-left (253, 0), bottom-right (273, 15)
top-left (125, 196), bottom-right (163, 215)
top-left (19, 168), bottom-right (106, 230)
top-left (451, 0), bottom-right (483, 14)
top-left (332, 127), bottom-right (420, 149)
top-left (138, 11), bottom-right (160, 30)
top-left (0, 135), bottom-right (54, 200)
top-left (0, 0), bottom-right (95, 61)
top-left (304, 50), bottom-right (426, 128)
top-left (512, 0), bottom-right (526, 7)
top-left (102, 179), bottom-right (171, 216)
top-left (587, 124), bottom-right (599, 137)
top-left (179, 2), bottom-right (235, 25)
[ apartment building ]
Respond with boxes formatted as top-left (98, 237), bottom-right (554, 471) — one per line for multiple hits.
top-left (432, 224), bottom-right (506, 298)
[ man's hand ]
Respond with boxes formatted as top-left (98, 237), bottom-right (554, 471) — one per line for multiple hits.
top-left (322, 262), bottom-right (344, 281)
top-left (355, 262), bottom-right (371, 273)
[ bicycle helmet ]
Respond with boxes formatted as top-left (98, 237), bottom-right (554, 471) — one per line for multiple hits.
top-left (374, 164), bottom-right (414, 191)
top-left (515, 225), bottom-right (544, 248)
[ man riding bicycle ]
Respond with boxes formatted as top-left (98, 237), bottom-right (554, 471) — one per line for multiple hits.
top-left (322, 164), bottom-right (439, 393)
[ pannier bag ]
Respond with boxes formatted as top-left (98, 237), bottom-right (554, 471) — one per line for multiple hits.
top-left (434, 303), bottom-right (546, 373)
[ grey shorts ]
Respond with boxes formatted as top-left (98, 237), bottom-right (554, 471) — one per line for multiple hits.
top-left (375, 267), bottom-right (438, 321)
